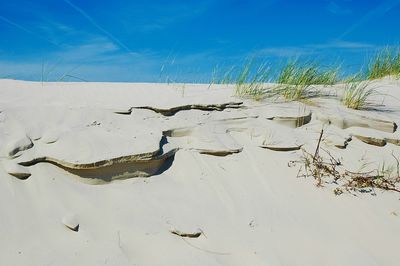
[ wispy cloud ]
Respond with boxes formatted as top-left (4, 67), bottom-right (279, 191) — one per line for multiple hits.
top-left (36, 20), bottom-right (79, 37)
top-left (120, 1), bottom-right (212, 33)
top-left (307, 41), bottom-right (376, 50)
top-left (339, 0), bottom-right (400, 39)
top-left (255, 41), bottom-right (377, 58)
top-left (62, 0), bottom-right (133, 54)
top-left (0, 15), bottom-right (61, 47)
top-left (0, 41), bottom-right (157, 82)
top-left (256, 47), bottom-right (314, 58)
top-left (326, 1), bottom-right (352, 15)
top-left (55, 38), bottom-right (120, 62)
top-left (0, 60), bottom-right (156, 82)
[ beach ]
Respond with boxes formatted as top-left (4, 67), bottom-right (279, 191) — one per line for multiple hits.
top-left (1, 78), bottom-right (400, 266)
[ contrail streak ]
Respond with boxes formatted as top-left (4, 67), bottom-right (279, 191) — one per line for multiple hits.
top-left (339, 0), bottom-right (400, 39)
top-left (0, 15), bottom-right (60, 47)
top-left (63, 0), bottom-right (132, 53)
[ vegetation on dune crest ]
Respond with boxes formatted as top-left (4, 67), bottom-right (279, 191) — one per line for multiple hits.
top-left (273, 60), bottom-right (339, 101)
top-left (277, 60), bottom-right (338, 86)
top-left (234, 60), bottom-right (270, 100)
top-left (207, 47), bottom-right (399, 105)
top-left (342, 79), bottom-right (375, 110)
top-left (367, 47), bottom-right (400, 80)
top-left (210, 65), bottom-right (236, 85)
top-left (209, 59), bottom-right (270, 100)
top-left (209, 59), bottom-right (340, 101)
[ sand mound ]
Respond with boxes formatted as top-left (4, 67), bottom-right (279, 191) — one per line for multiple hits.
top-left (1, 79), bottom-right (400, 266)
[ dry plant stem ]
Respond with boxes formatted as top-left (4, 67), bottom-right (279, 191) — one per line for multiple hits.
top-left (292, 130), bottom-right (400, 194)
top-left (170, 229), bottom-right (202, 238)
top-left (392, 152), bottom-right (400, 179)
top-left (313, 129), bottom-right (324, 162)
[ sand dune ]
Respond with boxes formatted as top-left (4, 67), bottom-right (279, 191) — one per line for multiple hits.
top-left (1, 79), bottom-right (400, 265)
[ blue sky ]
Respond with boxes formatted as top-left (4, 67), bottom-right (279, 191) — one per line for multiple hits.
top-left (0, 0), bottom-right (400, 82)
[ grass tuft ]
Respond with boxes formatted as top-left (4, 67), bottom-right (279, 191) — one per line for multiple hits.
top-left (233, 60), bottom-right (270, 101)
top-left (342, 77), bottom-right (375, 110)
top-left (273, 60), bottom-right (339, 101)
top-left (278, 60), bottom-right (338, 86)
top-left (367, 47), bottom-right (400, 80)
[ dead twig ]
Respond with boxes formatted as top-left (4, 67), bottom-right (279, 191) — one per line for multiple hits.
top-left (292, 130), bottom-right (400, 195)
top-left (170, 229), bottom-right (202, 238)
top-left (313, 129), bottom-right (324, 162)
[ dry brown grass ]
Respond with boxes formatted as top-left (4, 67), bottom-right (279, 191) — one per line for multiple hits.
top-left (289, 129), bottom-right (400, 195)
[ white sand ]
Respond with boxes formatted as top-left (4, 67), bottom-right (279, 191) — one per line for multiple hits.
top-left (1, 78), bottom-right (400, 265)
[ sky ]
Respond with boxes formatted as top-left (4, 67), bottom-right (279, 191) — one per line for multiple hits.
top-left (0, 0), bottom-right (400, 82)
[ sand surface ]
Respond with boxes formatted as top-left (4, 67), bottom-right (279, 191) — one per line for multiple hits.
top-left (1, 78), bottom-right (400, 266)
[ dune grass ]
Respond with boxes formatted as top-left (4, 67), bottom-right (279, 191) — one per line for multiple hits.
top-left (234, 60), bottom-right (270, 100)
top-left (367, 47), bottom-right (400, 80)
top-left (272, 60), bottom-right (339, 100)
top-left (342, 77), bottom-right (375, 110)
top-left (277, 60), bottom-right (338, 85)
top-left (209, 59), bottom-right (340, 101)
top-left (208, 48), bottom-right (400, 104)
top-left (209, 65), bottom-right (236, 86)
top-left (208, 60), bottom-right (270, 100)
